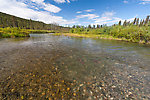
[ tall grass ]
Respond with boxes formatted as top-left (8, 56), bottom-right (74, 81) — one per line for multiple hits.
top-left (69, 25), bottom-right (150, 44)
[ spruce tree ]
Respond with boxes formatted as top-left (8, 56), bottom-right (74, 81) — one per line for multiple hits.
top-left (97, 24), bottom-right (100, 28)
top-left (123, 20), bottom-right (127, 26)
top-left (145, 16), bottom-right (149, 25)
top-left (88, 25), bottom-right (92, 29)
top-left (133, 18), bottom-right (137, 25)
top-left (118, 20), bottom-right (121, 26)
top-left (136, 18), bottom-right (139, 26)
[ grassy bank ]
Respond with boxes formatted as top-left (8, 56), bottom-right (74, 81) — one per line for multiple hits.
top-left (0, 27), bottom-right (54, 38)
top-left (53, 33), bottom-right (129, 41)
top-left (53, 31), bottom-right (150, 44)
top-left (66, 25), bottom-right (150, 44)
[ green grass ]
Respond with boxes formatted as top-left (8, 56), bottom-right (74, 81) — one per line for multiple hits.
top-left (68, 25), bottom-right (150, 44)
top-left (28, 30), bottom-right (55, 33)
top-left (53, 33), bottom-right (128, 41)
top-left (0, 27), bottom-right (55, 38)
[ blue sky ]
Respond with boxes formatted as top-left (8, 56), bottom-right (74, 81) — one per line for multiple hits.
top-left (0, 0), bottom-right (150, 26)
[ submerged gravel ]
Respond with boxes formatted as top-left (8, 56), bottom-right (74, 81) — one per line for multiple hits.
top-left (0, 34), bottom-right (150, 99)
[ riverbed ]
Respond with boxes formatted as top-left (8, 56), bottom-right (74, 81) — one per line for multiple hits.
top-left (0, 34), bottom-right (150, 99)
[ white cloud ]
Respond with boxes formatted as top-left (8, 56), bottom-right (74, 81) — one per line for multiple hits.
top-left (75, 11), bottom-right (126, 25)
top-left (30, 0), bottom-right (61, 13)
top-left (123, 0), bottom-right (128, 3)
top-left (84, 9), bottom-right (95, 12)
top-left (94, 11), bottom-right (137, 25)
top-left (0, 0), bottom-right (76, 25)
top-left (53, 0), bottom-right (71, 3)
top-left (76, 9), bottom-right (95, 14)
top-left (140, 0), bottom-right (150, 4)
top-left (102, 11), bottom-right (116, 17)
top-left (43, 3), bottom-right (61, 13)
top-left (76, 14), bottom-right (99, 20)
top-left (54, 0), bottom-right (66, 3)
top-left (31, 0), bottom-right (44, 4)
top-left (66, 0), bottom-right (70, 3)
top-left (76, 11), bottom-right (82, 14)
top-left (94, 11), bottom-right (122, 25)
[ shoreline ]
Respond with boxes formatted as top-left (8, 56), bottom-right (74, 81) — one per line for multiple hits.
top-left (53, 33), bottom-right (150, 45)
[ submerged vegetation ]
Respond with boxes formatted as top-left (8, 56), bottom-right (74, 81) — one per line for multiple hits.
top-left (68, 16), bottom-right (150, 44)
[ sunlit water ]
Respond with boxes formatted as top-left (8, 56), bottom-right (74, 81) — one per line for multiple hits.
top-left (0, 34), bottom-right (150, 99)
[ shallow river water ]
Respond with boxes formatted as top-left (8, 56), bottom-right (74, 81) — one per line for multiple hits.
top-left (0, 34), bottom-right (150, 99)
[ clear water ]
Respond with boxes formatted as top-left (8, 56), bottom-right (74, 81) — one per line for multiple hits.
top-left (0, 34), bottom-right (150, 99)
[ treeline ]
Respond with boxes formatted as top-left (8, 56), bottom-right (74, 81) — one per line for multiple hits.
top-left (0, 12), bottom-right (69, 32)
top-left (69, 16), bottom-right (150, 44)
top-left (71, 16), bottom-right (150, 30)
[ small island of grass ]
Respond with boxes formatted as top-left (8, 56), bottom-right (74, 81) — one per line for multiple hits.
top-left (0, 27), bottom-right (55, 38)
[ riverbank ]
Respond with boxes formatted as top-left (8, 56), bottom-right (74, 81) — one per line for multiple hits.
top-left (53, 33), bottom-right (150, 44)
top-left (0, 27), bottom-right (54, 38)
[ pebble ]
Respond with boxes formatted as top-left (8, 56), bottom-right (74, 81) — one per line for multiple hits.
top-left (80, 84), bottom-right (84, 87)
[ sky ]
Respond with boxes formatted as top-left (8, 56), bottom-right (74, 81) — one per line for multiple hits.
top-left (0, 0), bottom-right (150, 26)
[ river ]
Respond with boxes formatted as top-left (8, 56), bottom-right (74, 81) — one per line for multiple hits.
top-left (0, 34), bottom-right (150, 99)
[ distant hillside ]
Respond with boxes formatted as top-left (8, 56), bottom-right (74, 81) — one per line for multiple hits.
top-left (0, 12), bottom-right (69, 32)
